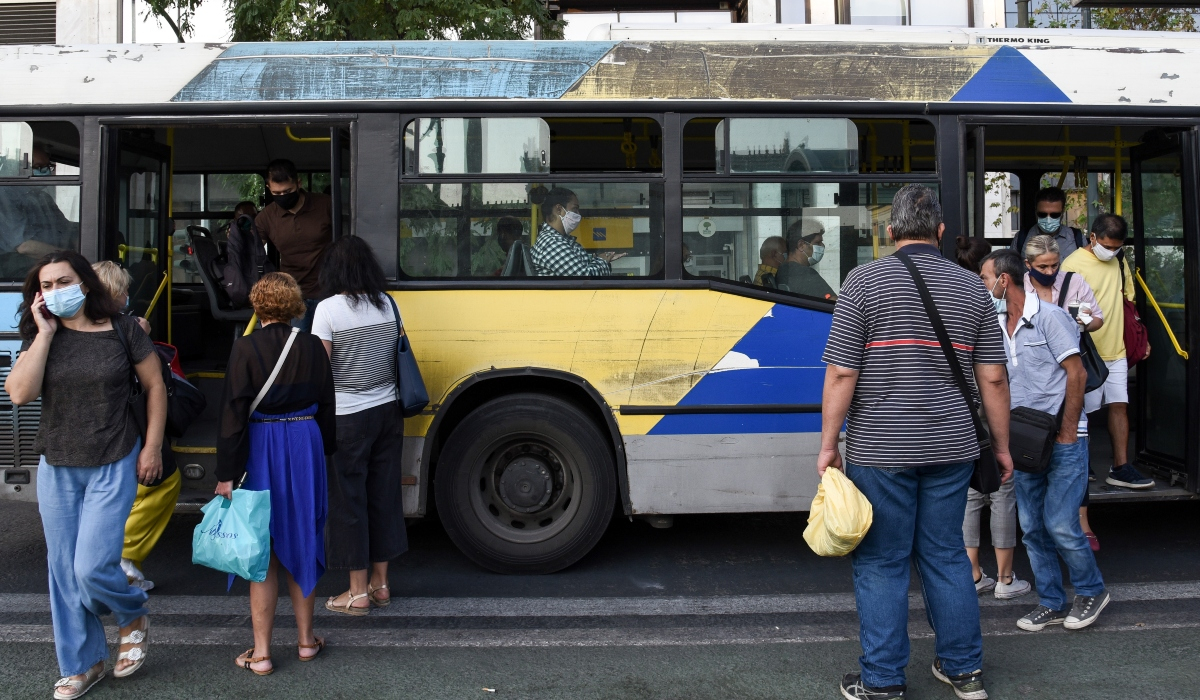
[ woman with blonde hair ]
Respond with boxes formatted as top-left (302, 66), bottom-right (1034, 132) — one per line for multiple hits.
top-left (215, 272), bottom-right (336, 675)
top-left (92, 260), bottom-right (177, 592)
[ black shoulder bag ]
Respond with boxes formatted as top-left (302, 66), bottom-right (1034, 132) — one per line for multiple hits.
top-left (1057, 272), bottom-right (1110, 393)
top-left (894, 251), bottom-right (1001, 494)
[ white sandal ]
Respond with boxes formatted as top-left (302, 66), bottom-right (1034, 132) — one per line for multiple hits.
top-left (325, 591), bottom-right (370, 616)
top-left (53, 664), bottom-right (104, 699)
top-left (112, 616), bottom-right (149, 679)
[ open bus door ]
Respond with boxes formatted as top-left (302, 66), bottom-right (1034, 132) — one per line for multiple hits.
top-left (101, 128), bottom-right (171, 338)
top-left (1130, 129), bottom-right (1200, 494)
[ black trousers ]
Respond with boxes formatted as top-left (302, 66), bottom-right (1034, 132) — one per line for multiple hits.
top-left (324, 400), bottom-right (409, 570)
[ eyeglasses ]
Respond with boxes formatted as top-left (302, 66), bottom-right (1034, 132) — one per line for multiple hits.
top-left (1036, 212), bottom-right (1063, 220)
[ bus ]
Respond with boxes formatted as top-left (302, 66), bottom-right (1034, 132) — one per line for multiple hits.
top-left (1, 26), bottom-right (1197, 574)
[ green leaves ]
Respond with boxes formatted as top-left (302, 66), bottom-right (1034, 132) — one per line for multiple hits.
top-left (225, 0), bottom-right (562, 42)
top-left (142, 0), bottom-right (206, 42)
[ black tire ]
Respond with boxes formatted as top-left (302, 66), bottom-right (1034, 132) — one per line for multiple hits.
top-left (435, 393), bottom-right (616, 574)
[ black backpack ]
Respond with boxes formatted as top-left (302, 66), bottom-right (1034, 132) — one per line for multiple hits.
top-left (220, 215), bottom-right (275, 308)
top-left (1016, 225), bottom-right (1084, 255)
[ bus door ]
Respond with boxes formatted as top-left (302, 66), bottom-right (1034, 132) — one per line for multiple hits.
top-left (1130, 130), bottom-right (1200, 491)
top-left (102, 128), bottom-right (170, 336)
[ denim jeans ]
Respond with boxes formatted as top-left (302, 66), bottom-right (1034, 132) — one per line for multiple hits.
top-left (1014, 438), bottom-right (1105, 611)
top-left (845, 461), bottom-right (982, 689)
top-left (37, 441), bottom-right (149, 676)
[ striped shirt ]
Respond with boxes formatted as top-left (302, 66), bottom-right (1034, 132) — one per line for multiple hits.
top-left (821, 243), bottom-right (1008, 468)
top-left (312, 294), bottom-right (399, 415)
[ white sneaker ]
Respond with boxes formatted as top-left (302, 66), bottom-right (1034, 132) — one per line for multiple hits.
top-left (975, 573), bottom-right (996, 595)
top-left (994, 573), bottom-right (1031, 600)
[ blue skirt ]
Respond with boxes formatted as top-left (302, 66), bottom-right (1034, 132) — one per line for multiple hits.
top-left (241, 404), bottom-right (327, 597)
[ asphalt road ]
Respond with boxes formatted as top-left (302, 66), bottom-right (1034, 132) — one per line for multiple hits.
top-left (1, 498), bottom-right (1198, 699)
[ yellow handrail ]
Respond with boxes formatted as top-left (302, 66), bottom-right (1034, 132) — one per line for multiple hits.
top-left (286, 126), bottom-right (331, 143)
top-left (1135, 268), bottom-right (1188, 360)
top-left (117, 244), bottom-right (158, 263)
top-left (143, 271), bottom-right (169, 318)
top-left (243, 312), bottom-right (258, 336)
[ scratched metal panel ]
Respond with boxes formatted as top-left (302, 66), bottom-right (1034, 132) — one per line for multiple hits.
top-left (624, 432), bottom-right (821, 514)
top-left (171, 41), bottom-right (618, 102)
top-left (563, 41), bottom-right (997, 102)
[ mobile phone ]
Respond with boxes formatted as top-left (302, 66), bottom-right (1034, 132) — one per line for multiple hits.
top-left (35, 293), bottom-right (52, 319)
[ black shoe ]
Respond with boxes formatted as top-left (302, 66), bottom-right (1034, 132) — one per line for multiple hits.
top-left (1017, 604), bottom-right (1070, 631)
top-left (931, 659), bottom-right (988, 700)
top-left (1064, 591), bottom-right (1111, 630)
top-left (840, 673), bottom-right (906, 699)
top-left (1106, 464), bottom-right (1153, 489)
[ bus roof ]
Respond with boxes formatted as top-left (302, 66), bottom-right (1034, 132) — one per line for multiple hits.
top-left (0, 27), bottom-right (1196, 108)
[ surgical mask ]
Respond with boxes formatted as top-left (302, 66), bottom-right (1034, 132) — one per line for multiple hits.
top-left (808, 244), bottom-right (825, 265)
top-left (274, 190), bottom-right (300, 211)
top-left (989, 278), bottom-right (1007, 314)
top-left (43, 284), bottom-right (87, 318)
top-left (560, 210), bottom-right (582, 235)
top-left (1092, 240), bottom-right (1118, 262)
top-left (32, 166), bottom-right (53, 177)
top-left (1037, 217), bottom-right (1062, 234)
top-left (1027, 266), bottom-right (1057, 287)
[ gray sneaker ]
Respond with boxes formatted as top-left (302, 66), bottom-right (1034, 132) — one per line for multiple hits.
top-left (931, 659), bottom-right (987, 700)
top-left (974, 573), bottom-right (995, 595)
top-left (994, 573), bottom-right (1031, 600)
top-left (1064, 591), bottom-right (1111, 630)
top-left (840, 673), bottom-right (905, 699)
top-left (1017, 605), bottom-right (1069, 631)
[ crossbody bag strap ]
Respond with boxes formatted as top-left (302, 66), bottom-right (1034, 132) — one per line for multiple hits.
top-left (249, 327), bottom-right (298, 417)
top-left (893, 250), bottom-right (990, 444)
top-left (1057, 271), bottom-right (1074, 309)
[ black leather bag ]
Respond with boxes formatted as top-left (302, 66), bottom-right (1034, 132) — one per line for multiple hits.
top-left (895, 250), bottom-right (1002, 494)
top-left (1009, 406), bottom-right (1060, 474)
top-left (1057, 272), bottom-right (1110, 393)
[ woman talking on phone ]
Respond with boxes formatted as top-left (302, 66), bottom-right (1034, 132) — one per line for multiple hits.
top-left (5, 250), bottom-right (165, 699)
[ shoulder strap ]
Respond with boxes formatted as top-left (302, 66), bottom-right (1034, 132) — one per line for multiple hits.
top-left (1016, 227), bottom-right (1029, 254)
top-left (249, 327), bottom-right (298, 416)
top-left (1074, 227), bottom-right (1085, 250)
top-left (387, 294), bottom-right (403, 333)
top-left (1118, 254), bottom-right (1127, 294)
top-left (111, 314), bottom-right (140, 391)
top-left (893, 250), bottom-right (990, 443)
top-left (1057, 272), bottom-right (1074, 309)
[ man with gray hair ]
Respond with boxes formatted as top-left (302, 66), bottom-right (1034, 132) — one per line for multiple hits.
top-left (821, 184), bottom-right (1012, 700)
top-left (754, 235), bottom-right (786, 287)
top-left (978, 248), bottom-right (1109, 634)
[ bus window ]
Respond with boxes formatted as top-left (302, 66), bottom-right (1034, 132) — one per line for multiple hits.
top-left (0, 121), bottom-right (82, 280)
top-left (404, 117), bottom-right (663, 175)
top-left (399, 181), bottom-right (663, 278)
top-left (683, 181), bottom-right (932, 301)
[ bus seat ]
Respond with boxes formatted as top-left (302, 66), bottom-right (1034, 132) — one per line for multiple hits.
top-left (760, 272), bottom-right (778, 289)
top-left (186, 225), bottom-right (253, 324)
top-left (501, 240), bottom-right (536, 278)
top-left (738, 275), bottom-right (752, 284)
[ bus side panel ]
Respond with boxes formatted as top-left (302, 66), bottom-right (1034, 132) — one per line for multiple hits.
top-left (1, 291), bottom-right (38, 503)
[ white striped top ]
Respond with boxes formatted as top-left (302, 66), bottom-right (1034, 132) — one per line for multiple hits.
top-left (312, 294), bottom-right (399, 416)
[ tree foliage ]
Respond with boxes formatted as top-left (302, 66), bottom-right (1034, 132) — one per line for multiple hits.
top-left (226, 0), bottom-right (561, 42)
top-left (1032, 0), bottom-right (1198, 31)
top-left (142, 0), bottom-right (205, 42)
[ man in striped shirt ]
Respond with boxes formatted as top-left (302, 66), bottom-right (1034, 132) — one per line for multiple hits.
top-left (820, 184), bottom-right (1013, 700)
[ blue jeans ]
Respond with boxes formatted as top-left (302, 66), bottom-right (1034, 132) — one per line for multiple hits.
top-left (37, 442), bottom-right (149, 676)
top-left (845, 461), bottom-right (982, 689)
top-left (1014, 439), bottom-right (1105, 611)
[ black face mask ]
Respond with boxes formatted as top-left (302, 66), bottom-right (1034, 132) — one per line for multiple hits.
top-left (274, 190), bottom-right (300, 210)
top-left (1027, 266), bottom-right (1057, 287)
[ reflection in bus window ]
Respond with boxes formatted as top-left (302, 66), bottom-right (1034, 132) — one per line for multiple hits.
top-left (0, 184), bottom-right (80, 278)
top-left (399, 182), bottom-right (663, 278)
top-left (725, 118), bottom-right (859, 174)
top-left (682, 182), bottom-right (933, 301)
top-left (404, 118), bottom-right (663, 175)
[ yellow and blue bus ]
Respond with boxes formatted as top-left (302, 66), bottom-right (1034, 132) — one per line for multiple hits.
top-left (2, 25), bottom-right (1198, 572)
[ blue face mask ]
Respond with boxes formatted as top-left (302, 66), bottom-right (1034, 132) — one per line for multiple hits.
top-left (1037, 217), bottom-right (1062, 234)
top-left (32, 166), bottom-right (53, 177)
top-left (43, 284), bottom-right (87, 318)
top-left (989, 278), bottom-right (1007, 315)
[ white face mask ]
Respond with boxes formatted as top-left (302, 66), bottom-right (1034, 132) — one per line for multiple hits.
top-left (808, 244), bottom-right (825, 265)
top-left (1092, 239), bottom-right (1118, 262)
top-left (560, 210), bottom-right (582, 235)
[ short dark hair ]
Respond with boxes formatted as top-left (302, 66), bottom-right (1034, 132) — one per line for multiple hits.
top-left (319, 235), bottom-right (389, 312)
top-left (981, 248), bottom-right (1025, 285)
top-left (1091, 212), bottom-right (1128, 242)
top-left (538, 187), bottom-right (577, 221)
top-left (497, 216), bottom-right (523, 239)
top-left (1035, 187), bottom-right (1067, 206)
top-left (890, 184), bottom-right (942, 241)
top-left (266, 159), bottom-right (298, 185)
top-left (955, 236), bottom-right (992, 273)
top-left (19, 250), bottom-right (123, 341)
top-left (785, 219), bottom-right (824, 254)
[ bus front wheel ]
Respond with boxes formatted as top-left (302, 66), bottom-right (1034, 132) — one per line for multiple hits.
top-left (434, 393), bottom-right (616, 574)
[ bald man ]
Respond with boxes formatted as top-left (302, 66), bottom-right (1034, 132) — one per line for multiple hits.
top-left (754, 235), bottom-right (786, 287)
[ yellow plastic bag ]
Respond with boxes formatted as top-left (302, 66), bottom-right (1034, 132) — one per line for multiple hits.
top-left (803, 468), bottom-right (874, 557)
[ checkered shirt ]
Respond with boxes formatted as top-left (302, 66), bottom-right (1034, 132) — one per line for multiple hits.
top-left (530, 223), bottom-right (612, 277)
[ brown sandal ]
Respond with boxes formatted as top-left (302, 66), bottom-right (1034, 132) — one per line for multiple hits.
top-left (298, 636), bottom-right (324, 662)
top-left (368, 583), bottom-right (391, 608)
top-left (236, 649), bottom-right (273, 676)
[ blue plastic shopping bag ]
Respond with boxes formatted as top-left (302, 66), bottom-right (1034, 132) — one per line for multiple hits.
top-left (192, 489), bottom-right (271, 583)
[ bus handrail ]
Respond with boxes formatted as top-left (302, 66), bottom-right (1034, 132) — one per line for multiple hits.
top-left (243, 312), bottom-right (258, 336)
top-left (286, 127), bottom-right (331, 143)
top-left (143, 271), bottom-right (169, 318)
top-left (1135, 268), bottom-right (1188, 360)
top-left (117, 244), bottom-right (158, 263)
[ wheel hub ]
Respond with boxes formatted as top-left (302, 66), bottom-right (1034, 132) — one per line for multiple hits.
top-left (497, 456), bottom-right (553, 513)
